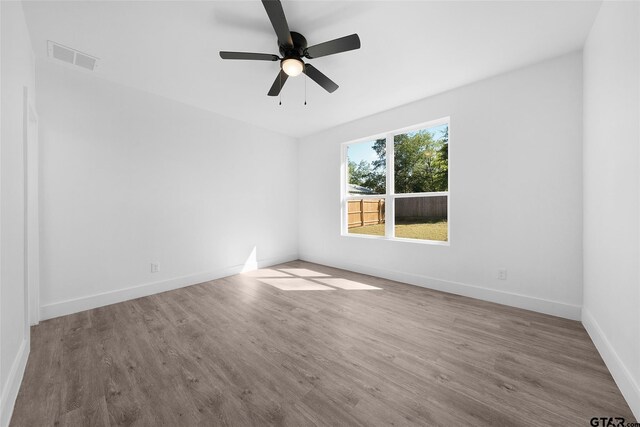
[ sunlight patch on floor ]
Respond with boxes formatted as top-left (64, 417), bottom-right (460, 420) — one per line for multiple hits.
top-left (313, 278), bottom-right (381, 290)
top-left (250, 267), bottom-right (384, 291)
top-left (258, 278), bottom-right (335, 291)
top-left (278, 268), bottom-right (330, 277)
top-left (243, 269), bottom-right (292, 278)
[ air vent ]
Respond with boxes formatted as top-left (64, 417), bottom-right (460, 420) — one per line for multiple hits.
top-left (47, 41), bottom-right (99, 71)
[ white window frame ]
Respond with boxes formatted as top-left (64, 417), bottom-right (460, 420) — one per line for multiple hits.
top-left (340, 117), bottom-right (450, 246)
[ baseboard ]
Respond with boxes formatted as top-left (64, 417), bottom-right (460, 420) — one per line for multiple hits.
top-left (40, 254), bottom-right (298, 321)
top-left (300, 255), bottom-right (582, 320)
top-left (582, 309), bottom-right (640, 420)
top-left (0, 338), bottom-right (29, 427)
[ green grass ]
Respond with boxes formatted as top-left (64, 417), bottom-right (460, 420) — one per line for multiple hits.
top-left (349, 219), bottom-right (448, 241)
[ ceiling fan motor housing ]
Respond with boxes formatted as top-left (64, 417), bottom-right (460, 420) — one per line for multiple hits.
top-left (279, 31), bottom-right (308, 59)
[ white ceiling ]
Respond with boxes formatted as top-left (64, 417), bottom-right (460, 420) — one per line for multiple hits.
top-left (22, 1), bottom-right (601, 137)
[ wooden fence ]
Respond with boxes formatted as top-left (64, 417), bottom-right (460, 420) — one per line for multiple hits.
top-left (348, 199), bottom-right (385, 228)
top-left (395, 196), bottom-right (447, 220)
top-left (348, 196), bottom-right (447, 228)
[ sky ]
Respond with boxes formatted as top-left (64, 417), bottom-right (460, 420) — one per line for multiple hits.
top-left (347, 123), bottom-right (448, 165)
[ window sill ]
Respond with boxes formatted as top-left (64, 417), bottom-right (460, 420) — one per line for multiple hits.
top-left (340, 233), bottom-right (450, 246)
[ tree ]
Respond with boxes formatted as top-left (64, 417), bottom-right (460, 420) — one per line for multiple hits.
top-left (364, 138), bottom-right (386, 193)
top-left (431, 127), bottom-right (448, 191)
top-left (347, 129), bottom-right (448, 195)
top-left (347, 138), bottom-right (386, 193)
top-left (348, 159), bottom-right (371, 187)
top-left (376, 128), bottom-right (448, 193)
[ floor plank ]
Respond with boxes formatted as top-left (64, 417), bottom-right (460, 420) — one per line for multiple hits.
top-left (10, 261), bottom-right (636, 426)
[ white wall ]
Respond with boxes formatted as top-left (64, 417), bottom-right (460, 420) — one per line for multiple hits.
top-left (299, 53), bottom-right (584, 320)
top-left (37, 60), bottom-right (298, 319)
top-left (582, 0), bottom-right (640, 419)
top-left (0, 2), bottom-right (35, 426)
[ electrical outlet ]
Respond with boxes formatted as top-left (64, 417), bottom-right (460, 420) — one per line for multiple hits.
top-left (498, 268), bottom-right (507, 280)
top-left (151, 262), bottom-right (160, 273)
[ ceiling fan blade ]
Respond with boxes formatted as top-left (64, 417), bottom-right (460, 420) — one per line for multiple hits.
top-left (268, 69), bottom-right (289, 96)
top-left (261, 0), bottom-right (293, 47)
top-left (305, 34), bottom-right (360, 59)
top-left (219, 51), bottom-right (279, 61)
top-left (303, 64), bottom-right (339, 93)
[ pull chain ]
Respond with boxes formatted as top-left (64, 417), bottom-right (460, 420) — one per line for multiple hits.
top-left (279, 71), bottom-right (282, 106)
top-left (304, 72), bottom-right (307, 106)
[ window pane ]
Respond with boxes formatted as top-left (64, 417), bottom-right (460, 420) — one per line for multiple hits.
top-left (348, 198), bottom-right (385, 237)
top-left (346, 139), bottom-right (386, 195)
top-left (394, 124), bottom-right (448, 194)
top-left (394, 196), bottom-right (448, 241)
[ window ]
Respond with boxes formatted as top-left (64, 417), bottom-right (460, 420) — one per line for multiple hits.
top-left (342, 118), bottom-right (449, 243)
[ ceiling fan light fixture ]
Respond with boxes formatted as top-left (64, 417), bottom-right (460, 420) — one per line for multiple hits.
top-left (282, 58), bottom-right (304, 77)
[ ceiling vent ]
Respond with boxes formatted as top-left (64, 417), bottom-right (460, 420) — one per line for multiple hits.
top-left (47, 41), bottom-right (99, 71)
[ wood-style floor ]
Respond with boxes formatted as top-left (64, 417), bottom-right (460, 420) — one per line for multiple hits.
top-left (11, 261), bottom-right (635, 426)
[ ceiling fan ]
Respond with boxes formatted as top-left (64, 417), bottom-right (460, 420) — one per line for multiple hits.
top-left (219, 0), bottom-right (361, 97)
